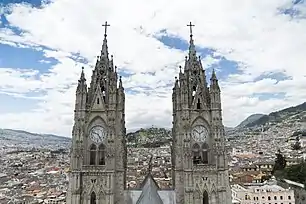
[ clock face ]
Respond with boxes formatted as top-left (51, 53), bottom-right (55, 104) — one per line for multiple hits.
top-left (192, 125), bottom-right (208, 142)
top-left (89, 126), bottom-right (106, 143)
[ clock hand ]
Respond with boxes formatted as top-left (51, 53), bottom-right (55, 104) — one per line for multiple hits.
top-left (98, 131), bottom-right (103, 141)
top-left (92, 132), bottom-right (100, 141)
top-left (193, 130), bottom-right (199, 137)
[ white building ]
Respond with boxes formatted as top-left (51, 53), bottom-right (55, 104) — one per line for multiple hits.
top-left (232, 183), bottom-right (295, 204)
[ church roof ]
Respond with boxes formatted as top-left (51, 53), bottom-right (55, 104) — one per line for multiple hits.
top-left (138, 172), bottom-right (160, 189)
top-left (136, 173), bottom-right (164, 204)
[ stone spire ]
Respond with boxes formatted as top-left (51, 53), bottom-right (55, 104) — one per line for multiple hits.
top-left (76, 67), bottom-right (87, 93)
top-left (210, 68), bottom-right (220, 91)
top-left (210, 68), bottom-right (221, 112)
top-left (187, 22), bottom-right (197, 61)
top-left (100, 21), bottom-right (110, 61)
top-left (74, 67), bottom-right (87, 121)
top-left (119, 75), bottom-right (123, 89)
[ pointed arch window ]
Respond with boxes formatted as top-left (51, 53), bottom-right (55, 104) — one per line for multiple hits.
top-left (101, 86), bottom-right (106, 102)
top-left (202, 143), bottom-right (209, 164)
top-left (97, 98), bottom-right (100, 104)
top-left (203, 190), bottom-right (209, 204)
top-left (197, 98), bottom-right (201, 109)
top-left (90, 144), bottom-right (97, 165)
top-left (192, 143), bottom-right (201, 164)
top-left (98, 143), bottom-right (106, 165)
top-left (192, 86), bottom-right (196, 96)
top-left (90, 192), bottom-right (96, 204)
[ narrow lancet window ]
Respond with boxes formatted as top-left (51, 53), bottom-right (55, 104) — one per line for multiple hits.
top-left (98, 143), bottom-right (106, 165)
top-left (192, 86), bottom-right (196, 96)
top-left (102, 86), bottom-right (106, 102)
top-left (90, 144), bottom-right (97, 165)
top-left (203, 191), bottom-right (209, 204)
top-left (90, 192), bottom-right (96, 204)
top-left (197, 99), bottom-right (201, 109)
top-left (202, 143), bottom-right (209, 164)
top-left (192, 143), bottom-right (201, 164)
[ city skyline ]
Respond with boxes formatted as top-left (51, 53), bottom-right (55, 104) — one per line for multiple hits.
top-left (0, 0), bottom-right (306, 136)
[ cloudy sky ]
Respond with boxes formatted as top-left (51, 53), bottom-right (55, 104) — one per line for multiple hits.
top-left (0, 0), bottom-right (306, 136)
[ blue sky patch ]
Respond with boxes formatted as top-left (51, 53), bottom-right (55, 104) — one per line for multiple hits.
top-left (0, 93), bottom-right (39, 113)
top-left (0, 44), bottom-right (58, 74)
top-left (254, 72), bottom-right (292, 82)
top-left (278, 0), bottom-right (306, 19)
top-left (252, 92), bottom-right (286, 100)
top-left (157, 34), bottom-right (241, 82)
top-left (0, 0), bottom-right (51, 9)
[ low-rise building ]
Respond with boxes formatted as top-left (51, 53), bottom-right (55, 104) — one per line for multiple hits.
top-left (278, 179), bottom-right (306, 204)
top-left (232, 182), bottom-right (295, 204)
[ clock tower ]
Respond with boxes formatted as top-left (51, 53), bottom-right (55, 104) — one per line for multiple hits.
top-left (66, 22), bottom-right (127, 204)
top-left (171, 22), bottom-right (232, 204)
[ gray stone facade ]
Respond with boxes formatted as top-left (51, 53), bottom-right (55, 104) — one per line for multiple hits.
top-left (66, 22), bottom-right (232, 204)
top-left (171, 28), bottom-right (232, 204)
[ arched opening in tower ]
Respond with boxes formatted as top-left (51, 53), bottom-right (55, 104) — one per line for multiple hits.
top-left (192, 86), bottom-right (196, 97)
top-left (98, 143), bottom-right (106, 165)
top-left (90, 144), bottom-right (97, 165)
top-left (202, 143), bottom-right (209, 164)
top-left (203, 190), bottom-right (209, 204)
top-left (192, 143), bottom-right (201, 164)
top-left (197, 98), bottom-right (201, 109)
top-left (90, 192), bottom-right (97, 204)
top-left (102, 86), bottom-right (106, 102)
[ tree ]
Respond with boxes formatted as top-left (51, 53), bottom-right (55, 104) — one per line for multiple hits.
top-left (284, 162), bottom-right (306, 184)
top-left (272, 149), bottom-right (287, 175)
top-left (292, 136), bottom-right (302, 150)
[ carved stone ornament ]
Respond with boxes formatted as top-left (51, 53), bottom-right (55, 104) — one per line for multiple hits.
top-left (195, 176), bottom-right (217, 194)
top-left (183, 138), bottom-right (190, 143)
top-left (107, 147), bottom-right (115, 158)
top-left (184, 151), bottom-right (191, 157)
top-left (108, 117), bottom-right (115, 122)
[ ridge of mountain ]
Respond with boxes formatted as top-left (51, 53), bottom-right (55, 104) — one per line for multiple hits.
top-left (0, 128), bottom-right (70, 140)
top-left (126, 127), bottom-right (171, 147)
top-left (0, 128), bottom-right (71, 149)
top-left (1, 124), bottom-right (233, 149)
top-left (237, 102), bottom-right (306, 129)
top-left (236, 114), bottom-right (266, 129)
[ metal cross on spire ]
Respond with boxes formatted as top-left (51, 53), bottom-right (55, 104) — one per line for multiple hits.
top-left (102, 21), bottom-right (110, 37)
top-left (187, 22), bottom-right (195, 37)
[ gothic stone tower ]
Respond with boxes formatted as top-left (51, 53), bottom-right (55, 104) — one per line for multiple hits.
top-left (171, 23), bottom-right (232, 204)
top-left (67, 22), bottom-right (127, 204)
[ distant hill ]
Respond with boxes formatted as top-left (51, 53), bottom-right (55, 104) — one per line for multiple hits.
top-left (237, 114), bottom-right (266, 128)
top-left (126, 125), bottom-right (233, 147)
top-left (237, 102), bottom-right (306, 129)
top-left (0, 129), bottom-right (70, 149)
top-left (126, 127), bottom-right (171, 147)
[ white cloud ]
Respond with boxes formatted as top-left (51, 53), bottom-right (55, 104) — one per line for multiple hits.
top-left (0, 0), bottom-right (306, 135)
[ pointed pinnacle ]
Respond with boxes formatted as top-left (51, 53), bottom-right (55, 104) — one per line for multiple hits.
top-left (211, 68), bottom-right (217, 80)
top-left (78, 67), bottom-right (86, 83)
top-left (81, 67), bottom-right (85, 77)
top-left (119, 75), bottom-right (123, 88)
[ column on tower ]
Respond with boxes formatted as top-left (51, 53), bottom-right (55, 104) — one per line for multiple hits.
top-left (172, 22), bottom-right (232, 204)
top-left (67, 21), bottom-right (127, 204)
top-left (72, 67), bottom-right (87, 168)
